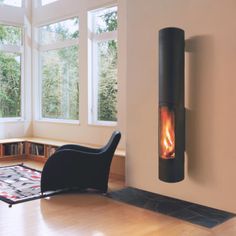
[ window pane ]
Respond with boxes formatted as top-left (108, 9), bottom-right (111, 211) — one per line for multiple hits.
top-left (40, 18), bottom-right (79, 45)
top-left (94, 6), bottom-right (117, 34)
top-left (0, 25), bottom-right (22, 46)
top-left (0, 52), bottom-right (21, 118)
top-left (0, 0), bottom-right (22, 7)
top-left (97, 40), bottom-right (117, 121)
top-left (41, 46), bottom-right (79, 120)
top-left (41, 0), bottom-right (58, 6)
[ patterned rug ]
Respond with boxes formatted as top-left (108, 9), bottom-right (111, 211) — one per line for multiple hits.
top-left (0, 164), bottom-right (42, 206)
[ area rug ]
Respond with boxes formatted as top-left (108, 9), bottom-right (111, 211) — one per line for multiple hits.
top-left (0, 164), bottom-right (43, 206)
top-left (107, 187), bottom-right (235, 228)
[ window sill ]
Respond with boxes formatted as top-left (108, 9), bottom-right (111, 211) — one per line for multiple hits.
top-left (35, 118), bottom-right (80, 125)
top-left (88, 121), bottom-right (117, 127)
top-left (0, 117), bottom-right (24, 123)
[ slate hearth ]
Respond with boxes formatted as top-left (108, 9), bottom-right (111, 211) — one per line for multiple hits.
top-left (108, 187), bottom-right (235, 228)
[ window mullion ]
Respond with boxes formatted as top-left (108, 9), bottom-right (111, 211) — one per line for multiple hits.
top-left (0, 44), bottom-right (21, 53)
top-left (92, 30), bottom-right (117, 42)
top-left (93, 41), bottom-right (99, 123)
top-left (39, 38), bottom-right (79, 51)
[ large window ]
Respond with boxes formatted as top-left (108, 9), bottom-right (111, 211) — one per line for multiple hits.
top-left (88, 6), bottom-right (118, 124)
top-left (0, 24), bottom-right (22, 118)
top-left (38, 18), bottom-right (79, 121)
top-left (0, 0), bottom-right (22, 7)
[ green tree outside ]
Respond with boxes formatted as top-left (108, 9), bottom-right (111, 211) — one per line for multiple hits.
top-left (97, 9), bottom-right (118, 122)
top-left (0, 10), bottom-right (118, 121)
top-left (0, 25), bottom-right (21, 118)
top-left (41, 18), bottom-right (79, 120)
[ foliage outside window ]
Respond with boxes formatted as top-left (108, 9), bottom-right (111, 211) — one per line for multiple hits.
top-left (38, 18), bottom-right (79, 121)
top-left (89, 6), bottom-right (118, 124)
top-left (0, 0), bottom-right (22, 7)
top-left (0, 25), bottom-right (22, 118)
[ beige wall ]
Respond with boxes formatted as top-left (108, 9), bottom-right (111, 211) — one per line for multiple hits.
top-left (126, 0), bottom-right (236, 213)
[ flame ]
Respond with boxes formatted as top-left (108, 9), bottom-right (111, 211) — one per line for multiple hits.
top-left (160, 107), bottom-right (175, 159)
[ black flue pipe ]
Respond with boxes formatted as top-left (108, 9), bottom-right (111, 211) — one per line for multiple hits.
top-left (158, 27), bottom-right (185, 183)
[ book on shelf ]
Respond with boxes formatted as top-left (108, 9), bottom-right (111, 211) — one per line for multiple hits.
top-left (18, 142), bottom-right (24, 155)
top-left (4, 143), bottom-right (19, 156)
top-left (30, 143), bottom-right (44, 156)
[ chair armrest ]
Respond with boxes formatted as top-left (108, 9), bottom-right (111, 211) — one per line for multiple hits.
top-left (56, 144), bottom-right (101, 154)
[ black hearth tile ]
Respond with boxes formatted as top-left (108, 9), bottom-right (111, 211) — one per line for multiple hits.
top-left (186, 215), bottom-right (219, 228)
top-left (136, 189), bottom-right (192, 207)
top-left (109, 188), bottom-right (162, 206)
top-left (153, 200), bottom-right (190, 215)
top-left (109, 190), bottom-right (147, 206)
top-left (107, 187), bottom-right (235, 228)
top-left (129, 188), bottom-right (166, 201)
top-left (109, 188), bottom-right (192, 214)
top-left (108, 191), bottom-right (132, 203)
top-left (187, 204), bottom-right (234, 222)
top-left (169, 209), bottom-right (223, 228)
top-left (140, 200), bottom-right (156, 209)
top-left (169, 208), bottom-right (201, 220)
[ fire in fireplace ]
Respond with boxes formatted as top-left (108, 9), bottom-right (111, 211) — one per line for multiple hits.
top-left (159, 106), bottom-right (175, 159)
top-left (158, 27), bottom-right (185, 183)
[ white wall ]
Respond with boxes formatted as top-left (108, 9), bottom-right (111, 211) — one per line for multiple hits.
top-left (126, 0), bottom-right (236, 213)
top-left (31, 0), bottom-right (126, 148)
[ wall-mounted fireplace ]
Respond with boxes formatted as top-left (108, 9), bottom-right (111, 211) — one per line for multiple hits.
top-left (158, 27), bottom-right (185, 183)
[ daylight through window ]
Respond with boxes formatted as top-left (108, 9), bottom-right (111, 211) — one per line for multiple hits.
top-left (0, 25), bottom-right (22, 118)
top-left (0, 0), bottom-right (22, 7)
top-left (38, 18), bottom-right (79, 121)
top-left (88, 6), bottom-right (118, 124)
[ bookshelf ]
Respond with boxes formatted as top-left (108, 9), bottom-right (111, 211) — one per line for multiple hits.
top-left (0, 137), bottom-right (125, 180)
top-left (46, 145), bottom-right (58, 158)
top-left (27, 142), bottom-right (45, 161)
top-left (0, 139), bottom-right (25, 160)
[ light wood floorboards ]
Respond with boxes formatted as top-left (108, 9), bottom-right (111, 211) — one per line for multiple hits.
top-left (0, 160), bottom-right (235, 236)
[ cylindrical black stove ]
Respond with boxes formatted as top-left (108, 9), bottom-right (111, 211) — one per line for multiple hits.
top-left (158, 27), bottom-right (185, 183)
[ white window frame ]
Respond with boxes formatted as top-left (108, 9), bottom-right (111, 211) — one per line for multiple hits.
top-left (37, 17), bottom-right (80, 124)
top-left (88, 6), bottom-right (118, 126)
top-left (40, 0), bottom-right (58, 7)
top-left (0, 23), bottom-right (24, 122)
top-left (0, 0), bottom-right (23, 8)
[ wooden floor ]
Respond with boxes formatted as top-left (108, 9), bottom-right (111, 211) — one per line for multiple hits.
top-left (0, 160), bottom-right (235, 236)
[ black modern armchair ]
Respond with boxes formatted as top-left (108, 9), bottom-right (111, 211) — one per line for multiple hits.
top-left (41, 131), bottom-right (121, 194)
